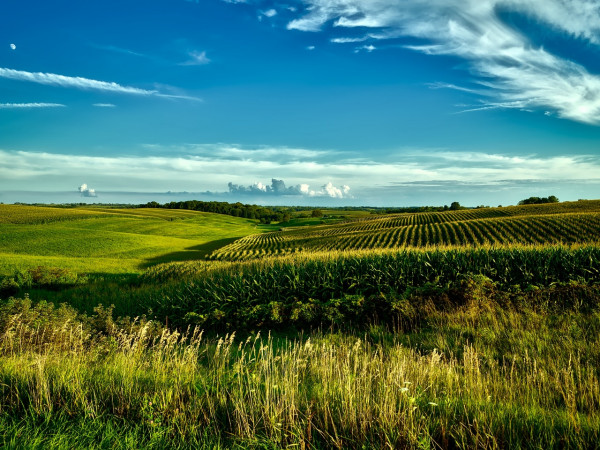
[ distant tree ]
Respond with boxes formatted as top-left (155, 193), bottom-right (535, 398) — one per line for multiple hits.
top-left (311, 209), bottom-right (324, 218)
top-left (518, 196), bottom-right (559, 205)
top-left (449, 202), bottom-right (461, 211)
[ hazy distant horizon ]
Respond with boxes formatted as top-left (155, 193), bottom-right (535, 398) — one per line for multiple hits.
top-left (1, 182), bottom-right (596, 208)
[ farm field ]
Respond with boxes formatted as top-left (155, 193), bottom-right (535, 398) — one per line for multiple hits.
top-left (0, 205), bottom-right (276, 275)
top-left (1, 201), bottom-right (600, 448)
top-left (210, 200), bottom-right (600, 260)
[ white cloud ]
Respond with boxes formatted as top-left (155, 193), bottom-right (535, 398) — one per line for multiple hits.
top-left (306, 45), bottom-right (316, 50)
top-left (0, 102), bottom-right (65, 109)
top-left (331, 37), bottom-right (369, 43)
top-left (10, 44), bottom-right (16, 50)
top-left (78, 183), bottom-right (97, 197)
top-left (261, 8), bottom-right (277, 18)
top-left (354, 44), bottom-right (376, 53)
top-left (427, 82), bottom-right (484, 95)
top-left (319, 182), bottom-right (350, 198)
top-left (2, 146), bottom-right (600, 198)
top-left (283, 0), bottom-right (600, 125)
top-left (0, 67), bottom-right (200, 100)
top-left (228, 178), bottom-right (352, 198)
top-left (180, 50), bottom-right (211, 66)
top-left (93, 103), bottom-right (116, 108)
top-left (0, 67), bottom-right (157, 95)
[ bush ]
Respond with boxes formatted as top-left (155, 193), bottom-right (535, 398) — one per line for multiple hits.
top-left (0, 266), bottom-right (87, 298)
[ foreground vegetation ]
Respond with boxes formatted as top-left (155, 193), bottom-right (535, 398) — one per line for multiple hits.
top-left (3, 246), bottom-right (598, 331)
top-left (2, 201), bottom-right (600, 447)
top-left (1, 289), bottom-right (599, 448)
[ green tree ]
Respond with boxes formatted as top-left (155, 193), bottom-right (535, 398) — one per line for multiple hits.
top-left (449, 202), bottom-right (461, 211)
top-left (518, 196), bottom-right (559, 205)
top-left (311, 209), bottom-right (324, 218)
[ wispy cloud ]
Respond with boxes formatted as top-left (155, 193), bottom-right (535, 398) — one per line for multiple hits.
top-left (0, 102), bottom-right (65, 109)
top-left (92, 103), bottom-right (116, 108)
top-left (260, 8), bottom-right (277, 18)
top-left (0, 67), bottom-right (200, 100)
top-left (427, 82), bottom-right (485, 95)
top-left (0, 67), bottom-right (157, 95)
top-left (354, 44), bottom-right (376, 53)
top-left (331, 37), bottom-right (369, 43)
top-left (180, 50), bottom-right (211, 66)
top-left (283, 0), bottom-right (600, 125)
top-left (93, 44), bottom-right (149, 59)
top-left (2, 145), bottom-right (600, 194)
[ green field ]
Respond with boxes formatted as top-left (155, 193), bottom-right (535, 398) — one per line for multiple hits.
top-left (1, 202), bottom-right (600, 448)
top-left (0, 205), bottom-right (275, 274)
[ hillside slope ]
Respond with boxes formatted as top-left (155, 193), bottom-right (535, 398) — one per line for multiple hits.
top-left (0, 206), bottom-right (274, 274)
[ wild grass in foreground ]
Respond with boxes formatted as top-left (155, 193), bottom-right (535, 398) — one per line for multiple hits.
top-left (1, 296), bottom-right (600, 449)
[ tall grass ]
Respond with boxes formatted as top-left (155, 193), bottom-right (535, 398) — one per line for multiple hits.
top-left (1, 296), bottom-right (599, 448)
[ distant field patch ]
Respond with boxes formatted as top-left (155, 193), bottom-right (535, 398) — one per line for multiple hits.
top-left (0, 204), bottom-right (109, 224)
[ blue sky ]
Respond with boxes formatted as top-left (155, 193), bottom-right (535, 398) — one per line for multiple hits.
top-left (2, 0), bottom-right (600, 206)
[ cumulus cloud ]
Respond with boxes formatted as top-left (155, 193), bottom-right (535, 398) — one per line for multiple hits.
top-left (0, 103), bottom-right (65, 109)
top-left (319, 182), bottom-right (351, 198)
top-left (0, 67), bottom-right (200, 100)
top-left (10, 43), bottom-right (16, 50)
top-left (78, 183), bottom-right (97, 197)
top-left (228, 178), bottom-right (352, 198)
top-left (282, 0), bottom-right (600, 125)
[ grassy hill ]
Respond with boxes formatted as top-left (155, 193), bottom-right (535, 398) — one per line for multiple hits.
top-left (0, 205), bottom-right (276, 274)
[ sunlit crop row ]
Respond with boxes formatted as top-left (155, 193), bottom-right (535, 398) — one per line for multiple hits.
top-left (211, 209), bottom-right (600, 261)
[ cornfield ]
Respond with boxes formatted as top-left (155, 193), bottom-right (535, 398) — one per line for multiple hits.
top-left (210, 201), bottom-right (600, 260)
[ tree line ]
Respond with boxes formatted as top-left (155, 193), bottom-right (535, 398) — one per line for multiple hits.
top-left (141, 200), bottom-right (291, 224)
